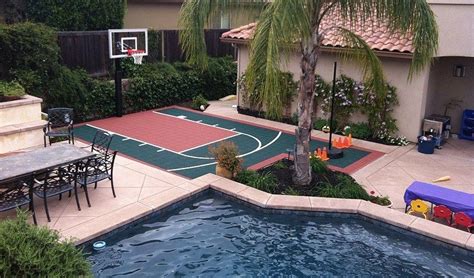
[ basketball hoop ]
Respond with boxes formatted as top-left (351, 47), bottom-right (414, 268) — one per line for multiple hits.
top-left (127, 49), bottom-right (145, 64)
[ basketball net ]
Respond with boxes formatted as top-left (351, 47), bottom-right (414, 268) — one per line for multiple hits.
top-left (127, 49), bottom-right (145, 65)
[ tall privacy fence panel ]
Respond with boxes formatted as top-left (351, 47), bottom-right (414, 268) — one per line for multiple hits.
top-left (57, 31), bottom-right (110, 77)
top-left (57, 29), bottom-right (236, 76)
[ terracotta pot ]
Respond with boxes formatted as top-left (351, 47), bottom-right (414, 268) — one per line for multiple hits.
top-left (216, 164), bottom-right (233, 179)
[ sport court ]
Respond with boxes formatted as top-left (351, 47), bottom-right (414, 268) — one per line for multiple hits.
top-left (75, 107), bottom-right (383, 178)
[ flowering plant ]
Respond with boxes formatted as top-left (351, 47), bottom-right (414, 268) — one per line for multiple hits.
top-left (314, 74), bottom-right (408, 146)
top-left (368, 191), bottom-right (392, 206)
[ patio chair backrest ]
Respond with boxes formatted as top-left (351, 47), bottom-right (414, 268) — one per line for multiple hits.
top-left (0, 177), bottom-right (31, 208)
top-left (84, 151), bottom-right (117, 178)
top-left (91, 131), bottom-right (114, 155)
top-left (48, 108), bottom-right (74, 128)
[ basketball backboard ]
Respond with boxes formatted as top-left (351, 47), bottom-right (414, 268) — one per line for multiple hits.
top-left (108, 29), bottom-right (148, 59)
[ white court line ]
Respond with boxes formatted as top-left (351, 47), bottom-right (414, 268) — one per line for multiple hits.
top-left (156, 149), bottom-right (164, 153)
top-left (178, 133), bottom-right (241, 158)
top-left (168, 132), bottom-right (281, 172)
top-left (139, 143), bottom-right (147, 147)
top-left (153, 111), bottom-right (237, 134)
top-left (168, 161), bottom-right (218, 171)
top-left (122, 138), bottom-right (130, 141)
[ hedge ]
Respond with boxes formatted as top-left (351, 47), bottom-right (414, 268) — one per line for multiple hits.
top-left (23, 0), bottom-right (125, 31)
top-left (1, 23), bottom-right (237, 122)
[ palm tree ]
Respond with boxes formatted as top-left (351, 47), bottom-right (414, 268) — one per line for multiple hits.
top-left (179, 0), bottom-right (438, 185)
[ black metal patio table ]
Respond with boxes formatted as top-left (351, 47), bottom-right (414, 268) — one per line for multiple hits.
top-left (0, 145), bottom-right (96, 224)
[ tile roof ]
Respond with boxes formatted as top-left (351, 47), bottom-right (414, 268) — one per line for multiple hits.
top-left (221, 16), bottom-right (414, 54)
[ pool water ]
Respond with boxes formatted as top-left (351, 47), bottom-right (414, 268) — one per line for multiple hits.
top-left (86, 195), bottom-right (474, 277)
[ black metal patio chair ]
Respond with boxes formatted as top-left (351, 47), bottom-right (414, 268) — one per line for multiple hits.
top-left (0, 176), bottom-right (36, 225)
top-left (43, 108), bottom-right (75, 147)
top-left (33, 165), bottom-right (81, 222)
top-left (77, 151), bottom-right (118, 208)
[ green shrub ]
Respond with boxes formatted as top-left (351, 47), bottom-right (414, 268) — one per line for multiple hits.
top-left (0, 81), bottom-right (25, 99)
top-left (125, 69), bottom-right (204, 112)
top-left (248, 172), bottom-right (278, 193)
top-left (83, 80), bottom-right (115, 120)
top-left (235, 170), bottom-right (278, 193)
top-left (313, 118), bottom-right (329, 131)
top-left (24, 0), bottom-right (125, 31)
top-left (310, 156), bottom-right (329, 174)
top-left (272, 160), bottom-right (288, 169)
top-left (0, 210), bottom-right (91, 276)
top-left (234, 169), bottom-right (259, 184)
top-left (283, 187), bottom-right (299, 196)
top-left (0, 23), bottom-right (60, 97)
top-left (350, 122), bottom-right (373, 140)
top-left (191, 94), bottom-right (208, 110)
top-left (317, 174), bottom-right (370, 200)
top-left (239, 70), bottom-right (296, 119)
top-left (200, 57), bottom-right (237, 100)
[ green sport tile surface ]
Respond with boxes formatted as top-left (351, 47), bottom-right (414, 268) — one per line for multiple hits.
top-left (75, 107), bottom-right (373, 179)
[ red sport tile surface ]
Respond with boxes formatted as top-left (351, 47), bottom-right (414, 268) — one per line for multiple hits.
top-left (86, 111), bottom-right (236, 152)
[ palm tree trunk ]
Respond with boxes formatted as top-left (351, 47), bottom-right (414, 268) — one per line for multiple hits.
top-left (293, 36), bottom-right (320, 186)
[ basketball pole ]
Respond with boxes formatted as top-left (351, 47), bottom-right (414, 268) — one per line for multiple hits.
top-left (328, 61), bottom-right (343, 159)
top-left (114, 58), bottom-right (123, 117)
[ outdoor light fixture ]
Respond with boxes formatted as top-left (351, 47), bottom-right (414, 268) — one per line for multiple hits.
top-left (453, 65), bottom-right (465, 78)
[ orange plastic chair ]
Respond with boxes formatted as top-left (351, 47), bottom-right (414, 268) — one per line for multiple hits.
top-left (452, 212), bottom-right (474, 232)
top-left (432, 205), bottom-right (452, 225)
top-left (407, 199), bottom-right (429, 219)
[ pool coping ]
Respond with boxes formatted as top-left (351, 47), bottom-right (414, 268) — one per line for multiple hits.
top-left (69, 173), bottom-right (474, 252)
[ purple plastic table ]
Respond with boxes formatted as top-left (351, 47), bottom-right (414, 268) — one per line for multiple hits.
top-left (404, 181), bottom-right (474, 219)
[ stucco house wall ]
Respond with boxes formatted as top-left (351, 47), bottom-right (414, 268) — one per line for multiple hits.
top-left (228, 1), bottom-right (474, 142)
top-left (124, 0), bottom-right (256, 30)
top-left (124, 0), bottom-right (182, 29)
top-left (236, 46), bottom-right (431, 141)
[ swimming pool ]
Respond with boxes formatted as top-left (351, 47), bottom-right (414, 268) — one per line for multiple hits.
top-left (86, 193), bottom-right (474, 276)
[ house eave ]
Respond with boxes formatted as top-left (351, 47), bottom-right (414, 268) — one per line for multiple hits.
top-left (220, 38), bottom-right (414, 59)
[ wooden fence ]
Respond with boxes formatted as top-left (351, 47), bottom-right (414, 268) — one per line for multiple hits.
top-left (57, 29), bottom-right (236, 76)
top-left (57, 31), bottom-right (110, 77)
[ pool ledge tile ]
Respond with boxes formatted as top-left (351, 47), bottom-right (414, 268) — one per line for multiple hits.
top-left (210, 178), bottom-right (248, 196)
top-left (357, 201), bottom-right (415, 229)
top-left (235, 187), bottom-right (272, 207)
top-left (465, 235), bottom-right (474, 251)
top-left (266, 195), bottom-right (312, 211)
top-left (195, 173), bottom-right (223, 184)
top-left (64, 202), bottom-right (153, 245)
top-left (177, 180), bottom-right (210, 195)
top-left (309, 197), bottom-right (361, 213)
top-left (139, 187), bottom-right (191, 210)
top-left (409, 218), bottom-right (472, 247)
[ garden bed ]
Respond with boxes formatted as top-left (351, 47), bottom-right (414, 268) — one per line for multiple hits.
top-left (235, 157), bottom-right (390, 206)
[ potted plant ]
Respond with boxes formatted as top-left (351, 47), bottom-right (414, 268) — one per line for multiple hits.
top-left (369, 191), bottom-right (392, 207)
top-left (209, 141), bottom-right (242, 179)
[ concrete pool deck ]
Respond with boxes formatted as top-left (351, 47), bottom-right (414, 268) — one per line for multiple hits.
top-left (1, 101), bottom-right (473, 251)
